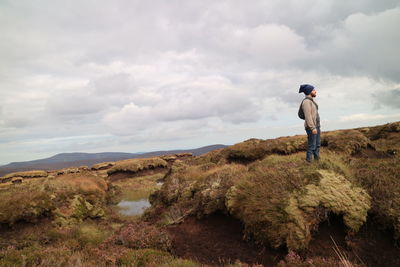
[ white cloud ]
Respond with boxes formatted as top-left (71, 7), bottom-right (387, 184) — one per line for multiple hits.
top-left (316, 7), bottom-right (400, 81)
top-left (0, 0), bottom-right (399, 163)
top-left (102, 74), bottom-right (262, 135)
top-left (207, 23), bottom-right (310, 67)
top-left (339, 113), bottom-right (400, 122)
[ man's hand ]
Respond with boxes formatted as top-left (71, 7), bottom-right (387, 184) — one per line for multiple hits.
top-left (312, 129), bottom-right (318, 135)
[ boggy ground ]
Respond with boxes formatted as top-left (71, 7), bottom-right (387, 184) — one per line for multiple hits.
top-left (304, 214), bottom-right (400, 267)
top-left (146, 121), bottom-right (400, 266)
top-left (1, 122), bottom-right (400, 266)
top-left (167, 212), bottom-right (286, 266)
top-left (165, 212), bottom-right (400, 267)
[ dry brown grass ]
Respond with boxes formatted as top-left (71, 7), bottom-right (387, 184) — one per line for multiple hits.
top-left (223, 135), bottom-right (307, 162)
top-left (54, 171), bottom-right (108, 197)
top-left (3, 170), bottom-right (48, 179)
top-left (0, 181), bottom-right (54, 224)
top-left (91, 161), bottom-right (115, 170)
top-left (321, 130), bottom-right (371, 155)
top-left (0, 170), bottom-right (114, 226)
top-left (107, 157), bottom-right (168, 175)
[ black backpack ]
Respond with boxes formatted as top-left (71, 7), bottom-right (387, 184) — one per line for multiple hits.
top-left (298, 98), bottom-right (318, 120)
top-left (298, 99), bottom-right (306, 120)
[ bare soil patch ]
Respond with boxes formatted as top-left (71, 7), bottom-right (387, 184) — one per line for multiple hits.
top-left (167, 213), bottom-right (400, 267)
top-left (347, 218), bottom-right (400, 267)
top-left (166, 212), bottom-right (285, 266)
top-left (302, 214), bottom-right (400, 267)
top-left (354, 147), bottom-right (392, 159)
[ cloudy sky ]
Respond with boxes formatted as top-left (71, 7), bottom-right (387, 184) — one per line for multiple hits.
top-left (1, 0), bottom-right (400, 164)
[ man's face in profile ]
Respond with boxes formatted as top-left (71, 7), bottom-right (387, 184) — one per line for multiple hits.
top-left (310, 90), bottom-right (317, 98)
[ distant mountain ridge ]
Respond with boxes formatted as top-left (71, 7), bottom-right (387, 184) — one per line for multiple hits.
top-left (0, 144), bottom-right (227, 176)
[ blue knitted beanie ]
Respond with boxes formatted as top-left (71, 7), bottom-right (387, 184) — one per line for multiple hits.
top-left (299, 84), bottom-right (314, 95)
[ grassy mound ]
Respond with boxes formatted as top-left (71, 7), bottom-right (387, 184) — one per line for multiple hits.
top-left (321, 129), bottom-right (371, 155)
top-left (225, 154), bottom-right (370, 250)
top-left (194, 122), bottom-right (399, 166)
top-left (149, 162), bottom-right (247, 224)
top-left (1, 170), bottom-right (48, 183)
top-left (91, 161), bottom-right (115, 170)
top-left (222, 135), bottom-right (306, 162)
top-left (148, 121), bottom-right (400, 251)
top-left (0, 183), bottom-right (53, 224)
top-left (107, 157), bottom-right (168, 175)
top-left (0, 171), bottom-right (116, 226)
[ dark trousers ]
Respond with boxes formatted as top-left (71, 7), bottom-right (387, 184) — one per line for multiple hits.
top-left (305, 127), bottom-right (321, 161)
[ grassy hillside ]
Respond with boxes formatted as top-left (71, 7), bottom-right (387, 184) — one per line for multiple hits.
top-left (0, 122), bottom-right (399, 266)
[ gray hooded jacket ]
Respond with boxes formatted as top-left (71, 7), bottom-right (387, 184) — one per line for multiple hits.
top-left (302, 96), bottom-right (320, 130)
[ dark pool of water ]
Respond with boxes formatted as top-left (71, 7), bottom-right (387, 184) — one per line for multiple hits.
top-left (117, 199), bottom-right (151, 216)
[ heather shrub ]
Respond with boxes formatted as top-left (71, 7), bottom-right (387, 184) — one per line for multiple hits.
top-left (111, 222), bottom-right (171, 251)
top-left (0, 182), bottom-right (53, 224)
top-left (277, 251), bottom-right (356, 267)
top-left (352, 156), bottom-right (400, 239)
top-left (117, 249), bottom-right (173, 267)
top-left (321, 130), bottom-right (370, 155)
top-left (0, 244), bottom-right (86, 267)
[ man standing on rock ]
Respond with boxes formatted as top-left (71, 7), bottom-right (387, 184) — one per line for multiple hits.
top-left (298, 84), bottom-right (320, 162)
